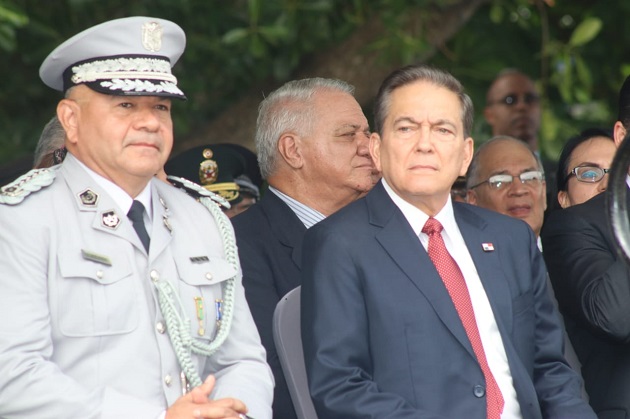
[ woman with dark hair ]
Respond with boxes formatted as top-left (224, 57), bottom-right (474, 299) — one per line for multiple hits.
top-left (556, 128), bottom-right (615, 208)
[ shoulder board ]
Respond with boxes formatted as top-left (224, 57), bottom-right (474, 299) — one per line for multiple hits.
top-left (166, 175), bottom-right (230, 210)
top-left (0, 167), bottom-right (58, 205)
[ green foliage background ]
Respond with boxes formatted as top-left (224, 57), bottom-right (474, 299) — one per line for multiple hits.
top-left (1, 0), bottom-right (629, 165)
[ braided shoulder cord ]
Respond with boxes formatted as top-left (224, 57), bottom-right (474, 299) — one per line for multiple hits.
top-left (0, 167), bottom-right (58, 205)
top-left (155, 194), bottom-right (239, 388)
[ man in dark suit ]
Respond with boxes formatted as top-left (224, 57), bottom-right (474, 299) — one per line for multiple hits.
top-left (541, 75), bottom-right (630, 416)
top-left (231, 78), bottom-right (379, 419)
top-left (301, 65), bottom-right (595, 418)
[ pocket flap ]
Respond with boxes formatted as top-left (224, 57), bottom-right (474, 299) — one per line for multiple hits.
top-left (59, 249), bottom-right (132, 284)
top-left (176, 257), bottom-right (237, 286)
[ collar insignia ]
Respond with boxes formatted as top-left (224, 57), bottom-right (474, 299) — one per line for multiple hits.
top-left (78, 188), bottom-right (99, 206)
top-left (101, 210), bottom-right (120, 229)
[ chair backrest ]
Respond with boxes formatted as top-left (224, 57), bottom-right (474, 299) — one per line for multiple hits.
top-left (273, 286), bottom-right (319, 419)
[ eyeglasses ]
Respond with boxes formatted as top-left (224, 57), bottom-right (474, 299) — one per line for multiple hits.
top-left (489, 93), bottom-right (540, 107)
top-left (470, 170), bottom-right (544, 190)
top-left (566, 166), bottom-right (610, 183)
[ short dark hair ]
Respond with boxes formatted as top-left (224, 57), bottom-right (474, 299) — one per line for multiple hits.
top-left (618, 75), bottom-right (630, 129)
top-left (556, 127), bottom-right (613, 192)
top-left (372, 64), bottom-right (473, 138)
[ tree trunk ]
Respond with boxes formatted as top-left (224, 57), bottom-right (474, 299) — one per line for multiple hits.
top-left (176, 0), bottom-right (489, 155)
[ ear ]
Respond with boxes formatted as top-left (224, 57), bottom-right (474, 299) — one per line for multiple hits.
top-left (557, 190), bottom-right (570, 209)
top-left (614, 121), bottom-right (627, 148)
top-left (369, 132), bottom-right (382, 173)
top-left (466, 189), bottom-right (477, 205)
top-left (57, 99), bottom-right (79, 146)
top-left (459, 137), bottom-right (474, 176)
top-left (277, 133), bottom-right (304, 170)
top-left (541, 180), bottom-right (547, 211)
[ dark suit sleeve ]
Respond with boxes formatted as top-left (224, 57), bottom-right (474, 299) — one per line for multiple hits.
top-left (522, 228), bottom-right (594, 417)
top-left (301, 225), bottom-right (446, 419)
top-left (542, 208), bottom-right (630, 342)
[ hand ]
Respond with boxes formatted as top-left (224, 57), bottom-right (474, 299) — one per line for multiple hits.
top-left (165, 375), bottom-right (249, 419)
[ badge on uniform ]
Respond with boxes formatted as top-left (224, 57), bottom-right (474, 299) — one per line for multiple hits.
top-left (194, 297), bottom-right (205, 336)
top-left (482, 242), bottom-right (495, 252)
top-left (101, 210), bottom-right (121, 229)
top-left (78, 188), bottom-right (99, 206)
top-left (81, 249), bottom-right (112, 266)
top-left (159, 196), bottom-right (173, 234)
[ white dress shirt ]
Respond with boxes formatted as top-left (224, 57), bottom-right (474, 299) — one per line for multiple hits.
top-left (382, 179), bottom-right (522, 419)
top-left (268, 186), bottom-right (325, 228)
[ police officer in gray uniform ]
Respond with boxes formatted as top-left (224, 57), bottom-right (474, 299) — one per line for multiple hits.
top-left (0, 16), bottom-right (273, 419)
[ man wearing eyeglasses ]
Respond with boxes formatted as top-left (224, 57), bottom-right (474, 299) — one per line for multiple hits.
top-left (484, 70), bottom-right (541, 153)
top-left (484, 70), bottom-right (557, 208)
top-left (466, 136), bottom-right (546, 238)
top-left (541, 75), bottom-right (630, 416)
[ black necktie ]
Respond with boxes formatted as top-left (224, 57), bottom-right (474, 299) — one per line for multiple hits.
top-left (127, 200), bottom-right (150, 252)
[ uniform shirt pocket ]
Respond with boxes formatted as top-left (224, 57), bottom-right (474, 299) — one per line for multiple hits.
top-left (57, 250), bottom-right (138, 337)
top-left (174, 257), bottom-right (237, 342)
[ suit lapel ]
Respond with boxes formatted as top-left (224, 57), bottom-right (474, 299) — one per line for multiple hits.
top-left (262, 191), bottom-right (307, 269)
top-left (368, 183), bottom-right (476, 358)
top-left (455, 204), bottom-right (513, 334)
top-left (148, 181), bottom-right (173, 262)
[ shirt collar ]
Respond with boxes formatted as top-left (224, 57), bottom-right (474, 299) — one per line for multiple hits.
top-left (268, 186), bottom-right (325, 229)
top-left (70, 153), bottom-right (153, 219)
top-left (381, 178), bottom-right (457, 237)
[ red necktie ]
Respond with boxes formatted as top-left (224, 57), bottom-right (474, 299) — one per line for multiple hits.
top-left (422, 217), bottom-right (504, 418)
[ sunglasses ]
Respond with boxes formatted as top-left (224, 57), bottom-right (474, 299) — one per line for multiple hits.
top-left (489, 93), bottom-right (540, 107)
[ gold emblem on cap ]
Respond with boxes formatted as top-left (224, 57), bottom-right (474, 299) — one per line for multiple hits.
top-left (142, 21), bottom-right (163, 52)
top-left (199, 148), bottom-right (219, 185)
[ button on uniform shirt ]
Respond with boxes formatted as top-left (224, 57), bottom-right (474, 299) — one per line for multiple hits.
top-left (382, 179), bottom-right (522, 419)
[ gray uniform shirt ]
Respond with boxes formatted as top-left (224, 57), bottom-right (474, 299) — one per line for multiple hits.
top-left (0, 154), bottom-right (273, 419)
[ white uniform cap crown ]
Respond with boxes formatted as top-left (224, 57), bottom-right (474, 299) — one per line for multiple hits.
top-left (39, 16), bottom-right (186, 99)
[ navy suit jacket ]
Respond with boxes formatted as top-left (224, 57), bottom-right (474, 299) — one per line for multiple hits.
top-left (301, 181), bottom-right (594, 419)
top-left (542, 190), bottom-right (630, 417)
top-left (232, 190), bottom-right (305, 419)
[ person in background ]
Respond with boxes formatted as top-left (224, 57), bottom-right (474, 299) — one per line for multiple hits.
top-left (231, 77), bottom-right (379, 419)
top-left (465, 135), bottom-right (587, 399)
top-left (0, 16), bottom-right (272, 419)
top-left (165, 143), bottom-right (260, 218)
top-left (555, 128), bottom-right (615, 209)
top-left (450, 175), bottom-right (467, 202)
top-left (484, 69), bottom-right (557, 206)
top-left (301, 64), bottom-right (594, 418)
top-left (229, 174), bottom-right (260, 217)
top-left (33, 116), bottom-right (67, 169)
top-left (541, 75), bottom-right (630, 416)
top-left (466, 136), bottom-right (546, 238)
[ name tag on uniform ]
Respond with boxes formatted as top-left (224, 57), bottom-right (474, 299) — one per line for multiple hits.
top-left (81, 249), bottom-right (112, 266)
